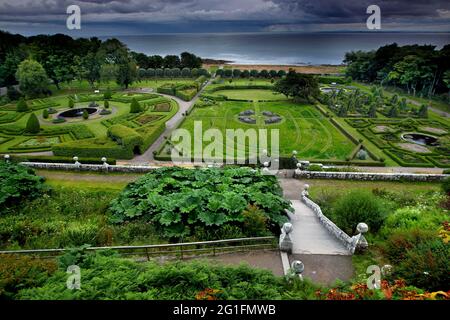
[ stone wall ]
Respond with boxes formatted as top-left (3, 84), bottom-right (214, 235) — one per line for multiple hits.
top-left (20, 162), bottom-right (158, 173)
top-left (301, 190), bottom-right (356, 254)
top-left (296, 171), bottom-right (448, 182)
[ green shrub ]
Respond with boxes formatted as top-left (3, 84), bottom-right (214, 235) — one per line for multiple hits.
top-left (53, 138), bottom-right (134, 159)
top-left (383, 229), bottom-right (436, 264)
top-left (107, 124), bottom-right (143, 152)
top-left (104, 87), bottom-right (112, 100)
top-left (82, 109), bottom-right (89, 120)
top-left (394, 239), bottom-right (450, 291)
top-left (332, 190), bottom-right (386, 234)
top-left (0, 254), bottom-right (57, 299)
top-left (442, 177), bottom-right (450, 195)
top-left (52, 117), bottom-right (66, 124)
top-left (242, 204), bottom-right (269, 237)
top-left (68, 98), bottom-right (74, 108)
top-left (130, 98), bottom-right (142, 113)
top-left (109, 167), bottom-right (290, 238)
top-left (104, 100), bottom-right (109, 109)
top-left (0, 162), bottom-right (47, 208)
top-left (381, 206), bottom-right (448, 235)
top-left (25, 113), bottom-right (40, 133)
top-left (17, 253), bottom-right (320, 300)
top-left (42, 109), bottom-right (49, 119)
top-left (16, 98), bottom-right (29, 112)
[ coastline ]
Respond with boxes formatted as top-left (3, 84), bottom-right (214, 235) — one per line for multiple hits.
top-left (202, 60), bottom-right (344, 74)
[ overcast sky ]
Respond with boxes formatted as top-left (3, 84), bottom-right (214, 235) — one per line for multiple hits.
top-left (0, 0), bottom-right (449, 36)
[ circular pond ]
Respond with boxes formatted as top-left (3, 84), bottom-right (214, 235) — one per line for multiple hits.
top-left (401, 133), bottom-right (439, 146)
top-left (59, 107), bottom-right (98, 118)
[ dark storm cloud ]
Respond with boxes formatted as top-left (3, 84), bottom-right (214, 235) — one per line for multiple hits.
top-left (0, 0), bottom-right (448, 34)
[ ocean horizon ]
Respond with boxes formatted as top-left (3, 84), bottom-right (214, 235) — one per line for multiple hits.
top-left (109, 32), bottom-right (450, 66)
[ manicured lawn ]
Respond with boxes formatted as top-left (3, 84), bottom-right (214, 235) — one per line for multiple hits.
top-left (307, 179), bottom-right (441, 198)
top-left (159, 98), bottom-right (357, 161)
top-left (211, 89), bottom-right (286, 101)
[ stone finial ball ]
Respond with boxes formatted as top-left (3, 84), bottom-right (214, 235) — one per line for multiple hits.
top-left (292, 150), bottom-right (298, 155)
top-left (381, 264), bottom-right (393, 276)
top-left (304, 184), bottom-right (310, 190)
top-left (73, 156), bottom-right (79, 161)
top-left (263, 161), bottom-right (269, 167)
top-left (357, 222), bottom-right (369, 233)
top-left (101, 157), bottom-right (107, 162)
top-left (4, 154), bottom-right (10, 159)
top-left (296, 162), bottom-right (302, 168)
top-left (282, 222), bottom-right (293, 234)
top-left (291, 260), bottom-right (304, 274)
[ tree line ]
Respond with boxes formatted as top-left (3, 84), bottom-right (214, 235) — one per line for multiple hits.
top-left (344, 43), bottom-right (450, 98)
top-left (0, 30), bottom-right (204, 98)
top-left (216, 68), bottom-right (286, 79)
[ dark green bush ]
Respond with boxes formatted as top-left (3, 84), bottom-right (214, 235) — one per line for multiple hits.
top-left (0, 254), bottom-right (57, 299)
top-left (332, 190), bottom-right (386, 234)
top-left (68, 98), bottom-right (74, 108)
top-left (42, 109), bottom-right (49, 119)
top-left (442, 177), bottom-right (450, 195)
top-left (104, 100), bottom-right (109, 109)
top-left (394, 239), bottom-right (450, 291)
top-left (17, 252), bottom-right (319, 300)
top-left (25, 113), bottom-right (40, 133)
top-left (109, 167), bottom-right (290, 238)
top-left (16, 98), bottom-right (29, 112)
top-left (0, 161), bottom-right (47, 208)
top-left (82, 109), bottom-right (89, 120)
top-left (129, 98), bottom-right (142, 113)
top-left (383, 229), bottom-right (436, 264)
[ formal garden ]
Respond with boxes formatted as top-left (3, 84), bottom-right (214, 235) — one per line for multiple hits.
top-left (0, 88), bottom-right (181, 160)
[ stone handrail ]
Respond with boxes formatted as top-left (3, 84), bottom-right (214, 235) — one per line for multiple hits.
top-left (296, 170), bottom-right (448, 182)
top-left (20, 162), bottom-right (159, 173)
top-left (301, 190), bottom-right (358, 254)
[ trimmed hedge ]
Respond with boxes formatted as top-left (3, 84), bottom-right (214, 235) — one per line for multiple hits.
top-left (107, 124), bottom-right (143, 150)
top-left (53, 138), bottom-right (134, 159)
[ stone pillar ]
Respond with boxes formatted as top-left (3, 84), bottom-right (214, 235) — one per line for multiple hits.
top-left (279, 222), bottom-right (293, 253)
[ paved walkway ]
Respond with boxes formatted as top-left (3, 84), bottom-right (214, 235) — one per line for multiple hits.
top-left (279, 178), bottom-right (354, 283)
top-left (287, 200), bottom-right (350, 255)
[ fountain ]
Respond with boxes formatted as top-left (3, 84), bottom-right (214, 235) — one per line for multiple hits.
top-left (401, 133), bottom-right (439, 146)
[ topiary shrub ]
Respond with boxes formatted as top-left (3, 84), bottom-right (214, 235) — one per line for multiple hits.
top-left (25, 113), bottom-right (40, 133)
top-left (68, 98), bottom-right (74, 108)
top-left (16, 98), bottom-right (29, 112)
top-left (42, 109), bottom-right (49, 119)
top-left (104, 100), bottom-right (109, 109)
top-left (332, 190), bottom-right (386, 234)
top-left (104, 87), bottom-right (112, 100)
top-left (82, 109), bottom-right (89, 120)
top-left (130, 98), bottom-right (142, 113)
top-left (0, 161), bottom-right (47, 208)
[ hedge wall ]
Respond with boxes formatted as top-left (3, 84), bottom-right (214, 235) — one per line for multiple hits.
top-left (107, 124), bottom-right (143, 151)
top-left (53, 138), bottom-right (134, 159)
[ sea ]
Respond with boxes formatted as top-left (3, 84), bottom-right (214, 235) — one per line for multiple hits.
top-left (111, 32), bottom-right (450, 66)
